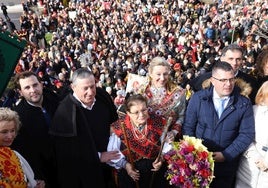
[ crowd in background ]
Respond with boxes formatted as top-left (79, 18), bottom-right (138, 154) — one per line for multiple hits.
top-left (1, 1), bottom-right (268, 187)
top-left (0, 0), bottom-right (268, 106)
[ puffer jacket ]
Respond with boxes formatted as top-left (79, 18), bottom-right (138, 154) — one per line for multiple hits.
top-left (183, 86), bottom-right (255, 176)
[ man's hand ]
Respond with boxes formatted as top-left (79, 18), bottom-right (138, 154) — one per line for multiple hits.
top-left (35, 180), bottom-right (45, 188)
top-left (100, 151), bottom-right (120, 163)
top-left (212, 152), bottom-right (225, 162)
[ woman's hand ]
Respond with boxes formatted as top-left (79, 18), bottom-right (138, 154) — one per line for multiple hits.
top-left (34, 180), bottom-right (45, 188)
top-left (125, 162), bottom-right (140, 181)
top-left (151, 158), bottom-right (162, 172)
top-left (165, 131), bottom-right (175, 143)
top-left (255, 158), bottom-right (268, 172)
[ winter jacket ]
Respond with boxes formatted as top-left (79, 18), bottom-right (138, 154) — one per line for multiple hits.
top-left (183, 86), bottom-right (255, 176)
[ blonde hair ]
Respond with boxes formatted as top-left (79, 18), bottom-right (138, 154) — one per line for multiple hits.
top-left (255, 81), bottom-right (268, 105)
top-left (148, 56), bottom-right (171, 74)
top-left (0, 107), bottom-right (21, 134)
top-left (148, 56), bottom-right (178, 92)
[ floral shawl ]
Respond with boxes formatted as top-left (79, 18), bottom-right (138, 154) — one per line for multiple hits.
top-left (112, 115), bottom-right (165, 162)
top-left (140, 83), bottom-right (186, 133)
top-left (0, 147), bottom-right (27, 188)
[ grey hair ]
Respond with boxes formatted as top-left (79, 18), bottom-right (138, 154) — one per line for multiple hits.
top-left (70, 68), bottom-right (94, 85)
top-left (221, 44), bottom-right (244, 57)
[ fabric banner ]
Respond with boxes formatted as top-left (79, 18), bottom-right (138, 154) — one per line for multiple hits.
top-left (0, 31), bottom-right (27, 97)
top-left (126, 73), bottom-right (147, 93)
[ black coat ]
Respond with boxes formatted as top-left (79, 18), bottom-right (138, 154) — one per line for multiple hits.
top-left (11, 89), bottom-right (59, 187)
top-left (49, 87), bottom-right (118, 188)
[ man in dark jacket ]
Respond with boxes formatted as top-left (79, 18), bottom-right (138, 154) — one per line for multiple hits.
top-left (189, 44), bottom-right (258, 104)
top-left (183, 61), bottom-right (255, 188)
top-left (12, 71), bottom-right (59, 187)
top-left (49, 68), bottom-right (120, 188)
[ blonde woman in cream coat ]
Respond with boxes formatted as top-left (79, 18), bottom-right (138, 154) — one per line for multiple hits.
top-left (236, 81), bottom-right (268, 188)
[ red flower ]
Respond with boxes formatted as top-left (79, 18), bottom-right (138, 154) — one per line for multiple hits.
top-left (200, 169), bottom-right (210, 178)
top-left (179, 175), bottom-right (185, 183)
top-left (185, 144), bottom-right (195, 153)
top-left (164, 136), bottom-right (214, 188)
top-left (179, 161), bottom-right (187, 169)
top-left (198, 151), bottom-right (208, 159)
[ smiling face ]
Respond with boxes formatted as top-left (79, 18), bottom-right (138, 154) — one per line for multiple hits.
top-left (71, 74), bottom-right (96, 107)
top-left (0, 120), bottom-right (16, 147)
top-left (149, 65), bottom-right (170, 88)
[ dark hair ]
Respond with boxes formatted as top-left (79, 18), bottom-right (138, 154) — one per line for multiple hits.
top-left (255, 48), bottom-right (268, 77)
top-left (124, 94), bottom-right (147, 112)
top-left (221, 44), bottom-right (244, 57)
top-left (212, 61), bottom-right (234, 75)
top-left (15, 71), bottom-right (41, 89)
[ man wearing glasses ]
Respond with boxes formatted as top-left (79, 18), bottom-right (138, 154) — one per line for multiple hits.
top-left (183, 61), bottom-right (255, 188)
top-left (189, 44), bottom-right (258, 104)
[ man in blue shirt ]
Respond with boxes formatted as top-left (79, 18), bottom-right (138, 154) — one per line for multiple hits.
top-left (183, 61), bottom-right (255, 188)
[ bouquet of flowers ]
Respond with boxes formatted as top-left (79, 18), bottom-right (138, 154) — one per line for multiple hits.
top-left (164, 136), bottom-right (214, 188)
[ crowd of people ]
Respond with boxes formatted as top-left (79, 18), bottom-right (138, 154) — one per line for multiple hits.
top-left (0, 0), bottom-right (268, 103)
top-left (0, 0), bottom-right (268, 188)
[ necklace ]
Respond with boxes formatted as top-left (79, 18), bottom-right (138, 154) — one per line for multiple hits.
top-left (131, 123), bottom-right (148, 140)
top-left (150, 86), bottom-right (166, 104)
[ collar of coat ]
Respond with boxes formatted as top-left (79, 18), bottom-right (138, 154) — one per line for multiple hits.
top-left (49, 88), bottom-right (118, 137)
top-left (201, 78), bottom-right (252, 98)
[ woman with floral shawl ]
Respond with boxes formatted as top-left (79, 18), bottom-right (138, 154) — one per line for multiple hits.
top-left (135, 56), bottom-right (186, 139)
top-left (107, 94), bottom-right (172, 188)
top-left (0, 107), bottom-right (45, 188)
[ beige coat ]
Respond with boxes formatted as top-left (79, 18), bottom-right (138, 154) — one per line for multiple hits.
top-left (236, 105), bottom-right (268, 188)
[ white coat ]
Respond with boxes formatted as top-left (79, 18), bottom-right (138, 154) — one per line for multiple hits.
top-left (236, 105), bottom-right (268, 188)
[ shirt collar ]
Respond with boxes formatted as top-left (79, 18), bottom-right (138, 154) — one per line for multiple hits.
top-left (26, 96), bottom-right (43, 108)
top-left (234, 70), bottom-right (239, 77)
top-left (213, 88), bottom-right (229, 100)
top-left (73, 93), bottom-right (96, 110)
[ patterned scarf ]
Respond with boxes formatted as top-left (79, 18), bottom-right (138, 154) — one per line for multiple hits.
top-left (0, 147), bottom-right (27, 188)
top-left (112, 115), bottom-right (164, 162)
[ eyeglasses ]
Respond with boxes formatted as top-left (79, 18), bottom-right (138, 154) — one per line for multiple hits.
top-left (212, 76), bottom-right (236, 83)
top-left (129, 108), bottom-right (148, 116)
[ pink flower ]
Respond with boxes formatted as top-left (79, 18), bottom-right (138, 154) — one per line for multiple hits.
top-left (164, 136), bottom-right (214, 188)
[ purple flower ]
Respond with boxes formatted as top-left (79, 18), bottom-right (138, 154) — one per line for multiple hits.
top-left (164, 136), bottom-right (214, 188)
